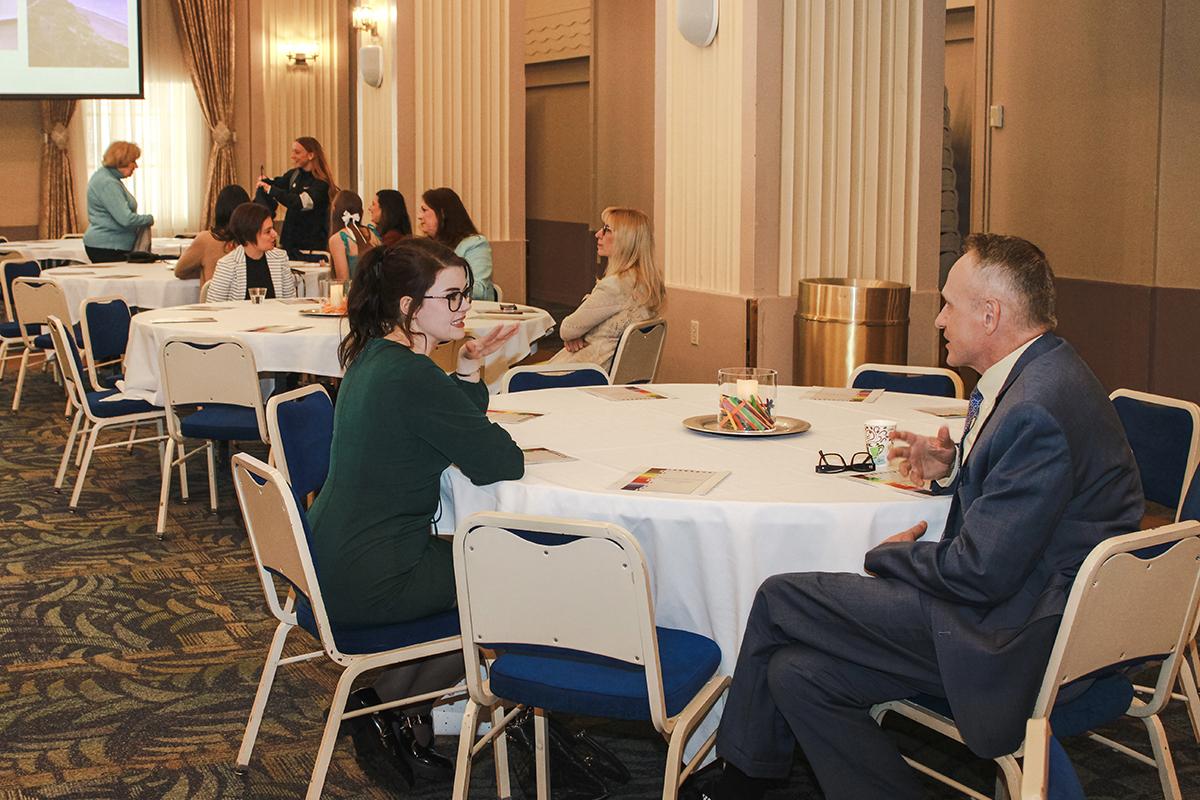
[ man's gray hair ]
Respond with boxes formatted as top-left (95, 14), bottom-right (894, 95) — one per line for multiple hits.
top-left (963, 233), bottom-right (1056, 331)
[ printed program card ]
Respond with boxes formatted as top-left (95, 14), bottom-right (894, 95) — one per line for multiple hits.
top-left (609, 467), bottom-right (730, 496)
top-left (840, 468), bottom-right (936, 496)
top-left (917, 403), bottom-right (969, 419)
top-left (582, 386), bottom-right (669, 401)
top-left (241, 325), bottom-right (311, 334)
top-left (809, 387), bottom-right (884, 403)
top-left (149, 316), bottom-right (219, 324)
top-left (487, 410), bottom-right (543, 425)
top-left (522, 447), bottom-right (576, 465)
top-left (177, 305), bottom-right (228, 311)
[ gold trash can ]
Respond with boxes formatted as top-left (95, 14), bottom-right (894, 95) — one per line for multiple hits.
top-left (794, 278), bottom-right (910, 387)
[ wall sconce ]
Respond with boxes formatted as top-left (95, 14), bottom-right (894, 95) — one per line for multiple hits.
top-left (282, 41), bottom-right (320, 65)
top-left (352, 6), bottom-right (378, 37)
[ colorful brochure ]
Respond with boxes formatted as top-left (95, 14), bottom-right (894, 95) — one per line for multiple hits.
top-left (522, 447), bottom-right (576, 464)
top-left (582, 386), bottom-right (669, 401)
top-left (241, 325), bottom-right (311, 333)
top-left (487, 410), bottom-right (543, 425)
top-left (610, 467), bottom-right (730, 496)
top-left (841, 468), bottom-right (936, 496)
top-left (809, 387), bottom-right (884, 402)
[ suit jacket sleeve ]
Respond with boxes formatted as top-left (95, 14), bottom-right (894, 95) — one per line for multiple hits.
top-left (865, 400), bottom-right (1074, 607)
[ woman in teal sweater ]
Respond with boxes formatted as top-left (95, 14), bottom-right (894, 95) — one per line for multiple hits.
top-left (82, 141), bottom-right (154, 263)
top-left (308, 239), bottom-right (521, 785)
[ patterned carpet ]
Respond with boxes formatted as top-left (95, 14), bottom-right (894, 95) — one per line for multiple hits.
top-left (2, 372), bottom-right (1199, 799)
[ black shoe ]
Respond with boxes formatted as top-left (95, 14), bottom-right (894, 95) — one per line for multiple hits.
top-left (344, 688), bottom-right (414, 789)
top-left (395, 714), bottom-right (455, 782)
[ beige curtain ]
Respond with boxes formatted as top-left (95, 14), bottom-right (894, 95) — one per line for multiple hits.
top-left (170, 0), bottom-right (236, 230)
top-left (39, 100), bottom-right (79, 239)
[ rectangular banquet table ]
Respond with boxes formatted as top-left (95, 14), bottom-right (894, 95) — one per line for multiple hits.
top-left (435, 383), bottom-right (966, 750)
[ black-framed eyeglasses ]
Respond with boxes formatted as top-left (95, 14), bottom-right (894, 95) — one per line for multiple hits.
top-left (423, 288), bottom-right (472, 312)
top-left (815, 450), bottom-right (876, 474)
top-left (597, 224), bottom-right (613, 235)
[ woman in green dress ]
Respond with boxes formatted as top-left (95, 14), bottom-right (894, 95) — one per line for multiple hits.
top-left (308, 239), bottom-right (522, 785)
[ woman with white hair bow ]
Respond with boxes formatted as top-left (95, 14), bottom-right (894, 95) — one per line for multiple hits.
top-left (327, 190), bottom-right (380, 280)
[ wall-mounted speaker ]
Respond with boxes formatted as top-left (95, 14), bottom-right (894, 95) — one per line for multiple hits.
top-left (359, 45), bottom-right (383, 88)
top-left (676, 0), bottom-right (718, 47)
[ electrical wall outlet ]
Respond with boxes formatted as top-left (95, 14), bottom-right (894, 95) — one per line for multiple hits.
top-left (690, 320), bottom-right (700, 346)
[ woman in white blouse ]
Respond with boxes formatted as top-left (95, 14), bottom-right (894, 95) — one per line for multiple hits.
top-left (546, 207), bottom-right (665, 372)
top-left (207, 203), bottom-right (296, 302)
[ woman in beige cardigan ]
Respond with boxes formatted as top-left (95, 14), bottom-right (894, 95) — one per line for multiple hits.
top-left (547, 207), bottom-right (665, 373)
top-left (174, 185), bottom-right (251, 286)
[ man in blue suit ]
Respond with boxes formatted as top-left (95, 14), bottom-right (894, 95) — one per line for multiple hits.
top-left (692, 234), bottom-right (1143, 800)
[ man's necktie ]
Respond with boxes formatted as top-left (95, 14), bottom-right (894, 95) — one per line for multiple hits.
top-left (961, 387), bottom-right (983, 452)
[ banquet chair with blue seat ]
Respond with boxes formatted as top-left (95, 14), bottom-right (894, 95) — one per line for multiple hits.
top-left (1020, 718), bottom-right (1085, 800)
top-left (451, 511), bottom-right (730, 800)
top-left (79, 296), bottom-right (132, 392)
top-left (156, 334), bottom-right (270, 538)
top-left (265, 384), bottom-right (334, 502)
top-left (230, 453), bottom-right (467, 800)
top-left (10, 276), bottom-right (80, 413)
top-left (45, 316), bottom-right (167, 509)
top-left (0, 259), bottom-right (40, 382)
top-left (871, 520), bottom-right (1200, 800)
top-left (500, 363), bottom-right (610, 393)
top-left (1110, 389), bottom-right (1200, 516)
top-left (849, 363), bottom-right (965, 399)
top-left (610, 317), bottom-right (667, 385)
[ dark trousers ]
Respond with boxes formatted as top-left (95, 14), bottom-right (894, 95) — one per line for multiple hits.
top-left (715, 572), bottom-right (946, 800)
top-left (85, 245), bottom-right (127, 264)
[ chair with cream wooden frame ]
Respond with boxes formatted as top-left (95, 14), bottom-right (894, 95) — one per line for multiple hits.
top-left (871, 520), bottom-right (1200, 800)
top-left (230, 452), bottom-right (465, 800)
top-left (451, 511), bottom-right (730, 800)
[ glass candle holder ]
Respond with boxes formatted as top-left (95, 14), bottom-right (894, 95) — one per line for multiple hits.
top-left (718, 368), bottom-right (777, 432)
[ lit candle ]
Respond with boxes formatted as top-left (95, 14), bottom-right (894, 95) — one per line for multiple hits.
top-left (329, 283), bottom-right (344, 304)
top-left (736, 379), bottom-right (758, 400)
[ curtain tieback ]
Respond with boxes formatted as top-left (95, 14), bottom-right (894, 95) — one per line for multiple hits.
top-left (49, 123), bottom-right (69, 151)
top-left (212, 120), bottom-right (233, 147)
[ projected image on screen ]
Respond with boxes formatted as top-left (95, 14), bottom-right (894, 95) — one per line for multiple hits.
top-left (28, 0), bottom-right (127, 67)
top-left (1, 0), bottom-right (17, 51)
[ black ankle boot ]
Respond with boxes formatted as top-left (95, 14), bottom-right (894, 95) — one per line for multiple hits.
top-left (343, 688), bottom-right (414, 788)
top-left (395, 713), bottom-right (455, 781)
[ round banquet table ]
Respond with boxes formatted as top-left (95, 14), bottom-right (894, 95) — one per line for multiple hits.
top-left (3, 237), bottom-right (188, 263)
top-left (43, 263), bottom-right (200, 323)
top-left (119, 299), bottom-right (556, 404)
top-left (435, 383), bottom-right (967, 750)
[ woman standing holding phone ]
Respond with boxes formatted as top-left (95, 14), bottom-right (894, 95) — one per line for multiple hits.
top-left (255, 137), bottom-right (338, 258)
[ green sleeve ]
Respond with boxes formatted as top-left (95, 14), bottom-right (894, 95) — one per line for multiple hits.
top-left (398, 358), bottom-right (524, 485)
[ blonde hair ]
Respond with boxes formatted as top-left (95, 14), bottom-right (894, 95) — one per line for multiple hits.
top-left (102, 141), bottom-right (141, 169)
top-left (602, 207), bottom-right (665, 315)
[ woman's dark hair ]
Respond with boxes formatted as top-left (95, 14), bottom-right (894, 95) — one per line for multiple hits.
top-left (212, 185), bottom-right (251, 240)
top-left (227, 202), bottom-right (275, 247)
top-left (376, 190), bottom-right (413, 239)
top-left (422, 187), bottom-right (479, 248)
top-left (295, 136), bottom-right (339, 202)
top-left (339, 239), bottom-right (470, 367)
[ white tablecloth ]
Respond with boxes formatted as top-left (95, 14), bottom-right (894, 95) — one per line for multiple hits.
top-left (43, 263), bottom-right (200, 323)
top-left (3, 238), bottom-right (188, 263)
top-left (121, 300), bottom-right (556, 403)
top-left (436, 383), bottom-right (966, 748)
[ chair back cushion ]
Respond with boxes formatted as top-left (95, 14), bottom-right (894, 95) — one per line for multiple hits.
top-left (852, 369), bottom-right (957, 399)
top-left (2, 259), bottom-right (40, 320)
top-left (505, 365), bottom-right (609, 393)
top-left (1112, 394), bottom-right (1196, 508)
top-left (267, 385), bottom-right (334, 497)
top-left (81, 297), bottom-right (132, 363)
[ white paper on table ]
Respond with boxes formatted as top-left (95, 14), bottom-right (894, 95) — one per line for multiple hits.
top-left (809, 387), bottom-right (885, 402)
top-left (581, 386), bottom-right (670, 401)
top-left (487, 410), bottom-right (543, 424)
top-left (917, 403), bottom-right (969, 418)
top-left (522, 447), bottom-right (576, 464)
top-left (609, 467), bottom-right (730, 495)
top-left (149, 316), bottom-right (219, 324)
top-left (839, 468), bottom-right (936, 497)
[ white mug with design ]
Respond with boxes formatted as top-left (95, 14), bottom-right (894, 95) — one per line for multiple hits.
top-left (864, 419), bottom-right (898, 469)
